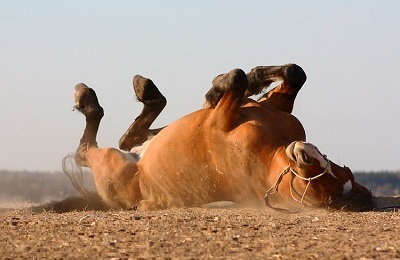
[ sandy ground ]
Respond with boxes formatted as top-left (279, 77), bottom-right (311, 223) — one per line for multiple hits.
top-left (1, 196), bottom-right (400, 259)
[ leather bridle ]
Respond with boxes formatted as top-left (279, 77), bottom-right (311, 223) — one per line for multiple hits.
top-left (264, 156), bottom-right (333, 210)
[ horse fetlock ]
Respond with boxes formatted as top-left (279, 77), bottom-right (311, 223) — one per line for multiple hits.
top-left (84, 105), bottom-right (104, 121)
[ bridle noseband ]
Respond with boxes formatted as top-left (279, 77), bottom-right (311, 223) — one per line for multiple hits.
top-left (264, 156), bottom-right (332, 209)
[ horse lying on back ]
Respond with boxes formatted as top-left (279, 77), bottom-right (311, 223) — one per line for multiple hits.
top-left (68, 64), bottom-right (372, 211)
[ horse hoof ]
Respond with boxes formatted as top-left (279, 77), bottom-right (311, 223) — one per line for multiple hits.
top-left (204, 68), bottom-right (247, 108)
top-left (211, 68), bottom-right (247, 91)
top-left (74, 83), bottom-right (91, 109)
top-left (133, 75), bottom-right (166, 106)
top-left (73, 83), bottom-right (103, 118)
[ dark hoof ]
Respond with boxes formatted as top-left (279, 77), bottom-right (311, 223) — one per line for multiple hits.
top-left (74, 83), bottom-right (104, 119)
top-left (211, 68), bottom-right (247, 91)
top-left (133, 75), bottom-right (167, 107)
top-left (204, 68), bottom-right (247, 108)
top-left (282, 63), bottom-right (307, 88)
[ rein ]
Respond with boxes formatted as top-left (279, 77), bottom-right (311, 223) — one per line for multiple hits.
top-left (264, 159), bottom-right (331, 209)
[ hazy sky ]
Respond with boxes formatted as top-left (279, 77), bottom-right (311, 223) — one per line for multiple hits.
top-left (1, 1), bottom-right (399, 172)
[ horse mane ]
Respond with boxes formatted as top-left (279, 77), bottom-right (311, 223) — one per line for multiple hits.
top-left (62, 153), bottom-right (90, 198)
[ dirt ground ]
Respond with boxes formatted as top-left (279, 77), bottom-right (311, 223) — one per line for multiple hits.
top-left (1, 197), bottom-right (400, 259)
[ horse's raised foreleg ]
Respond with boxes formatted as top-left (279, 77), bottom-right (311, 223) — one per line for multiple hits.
top-left (246, 64), bottom-right (307, 113)
top-left (204, 64), bottom-right (306, 112)
top-left (119, 75), bottom-right (167, 151)
top-left (204, 68), bottom-right (248, 132)
top-left (246, 64), bottom-right (307, 96)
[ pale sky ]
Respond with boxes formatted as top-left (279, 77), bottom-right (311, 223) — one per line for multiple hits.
top-left (1, 1), bottom-right (399, 172)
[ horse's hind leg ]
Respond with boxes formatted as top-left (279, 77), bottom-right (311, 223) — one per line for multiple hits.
top-left (73, 83), bottom-right (104, 167)
top-left (73, 83), bottom-right (142, 209)
top-left (119, 75), bottom-right (167, 151)
top-left (86, 148), bottom-right (142, 210)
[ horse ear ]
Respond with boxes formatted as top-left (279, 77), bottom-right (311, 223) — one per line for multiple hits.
top-left (285, 142), bottom-right (297, 162)
top-left (343, 166), bottom-right (355, 182)
top-left (287, 150), bottom-right (296, 163)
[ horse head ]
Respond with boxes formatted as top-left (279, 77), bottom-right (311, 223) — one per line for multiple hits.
top-left (280, 141), bottom-right (372, 210)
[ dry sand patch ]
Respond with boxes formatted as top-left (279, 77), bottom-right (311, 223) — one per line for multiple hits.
top-left (1, 206), bottom-right (399, 259)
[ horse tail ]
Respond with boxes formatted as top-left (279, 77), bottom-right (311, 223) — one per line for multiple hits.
top-left (62, 153), bottom-right (89, 198)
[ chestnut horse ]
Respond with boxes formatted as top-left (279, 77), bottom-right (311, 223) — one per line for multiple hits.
top-left (68, 64), bottom-right (372, 211)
